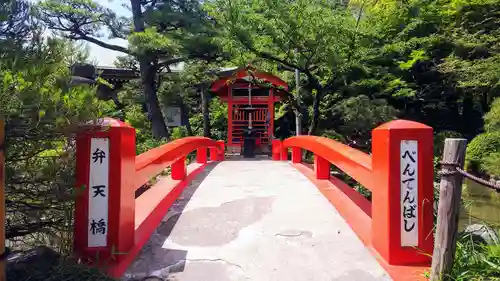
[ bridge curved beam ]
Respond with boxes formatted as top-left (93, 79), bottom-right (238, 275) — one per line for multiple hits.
top-left (135, 137), bottom-right (221, 189)
top-left (282, 136), bottom-right (374, 191)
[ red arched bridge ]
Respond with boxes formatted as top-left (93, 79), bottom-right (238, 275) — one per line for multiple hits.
top-left (74, 118), bottom-right (434, 281)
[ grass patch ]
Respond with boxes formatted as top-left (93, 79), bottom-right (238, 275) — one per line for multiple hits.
top-left (449, 233), bottom-right (500, 281)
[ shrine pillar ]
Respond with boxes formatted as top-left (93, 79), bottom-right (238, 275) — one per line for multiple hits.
top-left (268, 88), bottom-right (275, 140)
top-left (227, 85), bottom-right (233, 147)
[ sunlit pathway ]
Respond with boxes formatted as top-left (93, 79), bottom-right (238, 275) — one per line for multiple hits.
top-left (124, 160), bottom-right (391, 281)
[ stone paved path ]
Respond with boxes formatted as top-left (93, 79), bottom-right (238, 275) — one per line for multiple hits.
top-left (124, 159), bottom-right (392, 281)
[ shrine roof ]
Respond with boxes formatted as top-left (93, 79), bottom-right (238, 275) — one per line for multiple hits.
top-left (96, 66), bottom-right (141, 82)
top-left (210, 66), bottom-right (289, 94)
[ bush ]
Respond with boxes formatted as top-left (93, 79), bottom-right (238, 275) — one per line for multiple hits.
top-left (483, 152), bottom-right (500, 178)
top-left (8, 262), bottom-right (117, 281)
top-left (332, 95), bottom-right (398, 150)
top-left (484, 98), bottom-right (500, 132)
top-left (466, 131), bottom-right (500, 173)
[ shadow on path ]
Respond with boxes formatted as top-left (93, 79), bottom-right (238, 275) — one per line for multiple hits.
top-left (125, 163), bottom-right (219, 281)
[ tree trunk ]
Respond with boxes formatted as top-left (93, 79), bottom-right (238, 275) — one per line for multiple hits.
top-left (201, 86), bottom-right (210, 138)
top-left (461, 92), bottom-right (484, 140)
top-left (307, 89), bottom-right (322, 135)
top-left (295, 69), bottom-right (302, 136)
top-left (184, 115), bottom-right (193, 136)
top-left (178, 98), bottom-right (193, 136)
top-left (131, 0), bottom-right (169, 139)
top-left (294, 109), bottom-right (302, 135)
top-left (140, 58), bottom-right (170, 139)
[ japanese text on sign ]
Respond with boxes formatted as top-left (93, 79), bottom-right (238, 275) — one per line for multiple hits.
top-left (88, 138), bottom-right (109, 247)
top-left (400, 140), bottom-right (418, 247)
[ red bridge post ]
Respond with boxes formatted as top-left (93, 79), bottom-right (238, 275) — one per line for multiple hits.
top-left (209, 141), bottom-right (224, 161)
top-left (291, 147), bottom-right (302, 163)
top-left (75, 118), bottom-right (136, 264)
top-left (272, 139), bottom-right (282, 160)
top-left (280, 145), bottom-right (288, 161)
top-left (209, 146), bottom-right (218, 161)
top-left (196, 147), bottom-right (207, 164)
top-left (314, 155), bottom-right (330, 180)
top-left (171, 156), bottom-right (187, 180)
top-left (217, 140), bottom-right (225, 161)
top-left (371, 120), bottom-right (434, 265)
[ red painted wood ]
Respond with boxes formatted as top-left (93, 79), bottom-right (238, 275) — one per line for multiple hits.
top-left (283, 136), bottom-right (373, 191)
top-left (75, 118), bottom-right (136, 264)
top-left (293, 163), bottom-right (430, 281)
top-left (281, 145), bottom-right (288, 161)
top-left (217, 140), bottom-right (225, 161)
top-left (107, 163), bottom-right (209, 277)
top-left (271, 139), bottom-right (282, 160)
top-left (314, 154), bottom-right (330, 179)
top-left (371, 120), bottom-right (434, 266)
top-left (224, 97), bottom-right (273, 104)
top-left (210, 147), bottom-right (219, 161)
top-left (292, 147), bottom-right (302, 163)
top-left (134, 137), bottom-right (218, 189)
top-left (76, 124), bottom-right (222, 267)
top-left (196, 147), bottom-right (207, 164)
top-left (210, 67), bottom-right (289, 93)
top-left (268, 89), bottom-right (274, 139)
top-left (283, 119), bottom-right (434, 267)
top-left (228, 90), bottom-right (233, 146)
top-left (171, 156), bottom-right (186, 180)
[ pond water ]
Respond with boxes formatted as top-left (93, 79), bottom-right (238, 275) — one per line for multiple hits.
top-left (458, 178), bottom-right (500, 231)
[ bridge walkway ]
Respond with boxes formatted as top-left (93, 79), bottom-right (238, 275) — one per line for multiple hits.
top-left (124, 159), bottom-right (392, 281)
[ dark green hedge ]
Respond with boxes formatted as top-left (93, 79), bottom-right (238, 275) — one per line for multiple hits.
top-left (466, 131), bottom-right (500, 174)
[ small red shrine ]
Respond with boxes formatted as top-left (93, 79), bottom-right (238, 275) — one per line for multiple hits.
top-left (210, 66), bottom-right (288, 154)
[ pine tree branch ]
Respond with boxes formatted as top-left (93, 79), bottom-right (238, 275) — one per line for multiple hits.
top-left (67, 32), bottom-right (131, 55)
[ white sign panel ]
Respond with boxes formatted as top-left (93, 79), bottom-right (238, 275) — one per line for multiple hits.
top-left (400, 140), bottom-right (418, 247)
top-left (88, 138), bottom-right (109, 247)
top-left (165, 107), bottom-right (182, 127)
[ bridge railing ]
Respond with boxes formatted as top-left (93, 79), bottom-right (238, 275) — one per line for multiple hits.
top-left (273, 120), bottom-right (434, 266)
top-left (73, 118), bottom-right (223, 275)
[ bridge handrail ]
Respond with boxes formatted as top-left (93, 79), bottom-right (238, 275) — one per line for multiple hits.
top-left (282, 136), bottom-right (374, 191)
top-left (275, 120), bottom-right (435, 267)
top-left (135, 136), bottom-right (220, 189)
top-left (74, 119), bottom-right (225, 273)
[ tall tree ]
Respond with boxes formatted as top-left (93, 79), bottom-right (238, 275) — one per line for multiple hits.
top-left (207, 0), bottom-right (363, 135)
top-left (1, 0), bottom-right (117, 249)
top-left (37, 0), bottom-right (222, 138)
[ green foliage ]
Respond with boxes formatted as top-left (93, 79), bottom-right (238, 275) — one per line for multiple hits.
top-left (331, 95), bottom-right (397, 150)
top-left (208, 97), bottom-right (228, 141)
top-left (123, 104), bottom-right (167, 155)
top-left (450, 233), bottom-right (500, 281)
top-left (398, 49), bottom-right (429, 70)
top-left (485, 98), bottom-right (500, 133)
top-left (1, 0), bottom-right (115, 256)
top-left (483, 152), bottom-right (500, 178)
top-left (467, 131), bottom-right (500, 162)
top-left (320, 130), bottom-right (347, 143)
top-left (466, 131), bottom-right (500, 173)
